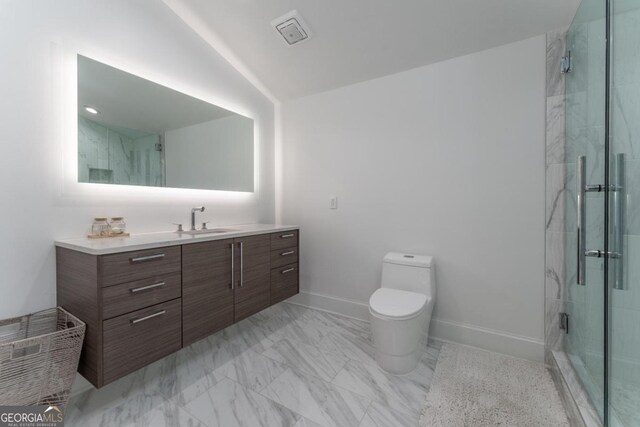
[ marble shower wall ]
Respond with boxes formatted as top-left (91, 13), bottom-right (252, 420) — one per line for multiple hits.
top-left (78, 116), bottom-right (164, 187)
top-left (545, 28), bottom-right (569, 358)
top-left (545, 27), bottom-right (601, 427)
top-left (545, 19), bottom-right (608, 385)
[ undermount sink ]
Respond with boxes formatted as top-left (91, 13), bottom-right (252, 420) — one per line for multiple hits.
top-left (178, 228), bottom-right (236, 235)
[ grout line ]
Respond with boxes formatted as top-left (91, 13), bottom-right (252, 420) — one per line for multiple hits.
top-left (198, 373), bottom-right (303, 426)
top-left (285, 301), bottom-right (370, 323)
top-left (251, 368), bottom-right (315, 426)
top-left (263, 365), bottom-right (376, 426)
top-left (261, 339), bottom-right (348, 383)
top-left (356, 399), bottom-right (374, 427)
top-left (167, 384), bottom-right (216, 426)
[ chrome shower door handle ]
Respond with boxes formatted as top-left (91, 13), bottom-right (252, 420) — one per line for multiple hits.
top-left (613, 153), bottom-right (626, 290)
top-left (577, 156), bottom-right (587, 285)
top-left (576, 154), bottom-right (626, 289)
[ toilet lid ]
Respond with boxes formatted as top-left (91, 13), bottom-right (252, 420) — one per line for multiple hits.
top-left (369, 288), bottom-right (427, 319)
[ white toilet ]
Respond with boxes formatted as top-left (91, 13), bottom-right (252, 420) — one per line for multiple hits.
top-left (369, 252), bottom-right (435, 375)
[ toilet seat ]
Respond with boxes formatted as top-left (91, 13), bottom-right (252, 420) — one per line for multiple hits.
top-left (369, 288), bottom-right (427, 320)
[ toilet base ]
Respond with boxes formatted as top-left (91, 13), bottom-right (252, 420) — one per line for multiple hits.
top-left (375, 349), bottom-right (420, 375)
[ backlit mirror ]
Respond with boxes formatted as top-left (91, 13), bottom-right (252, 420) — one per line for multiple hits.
top-left (77, 55), bottom-right (254, 192)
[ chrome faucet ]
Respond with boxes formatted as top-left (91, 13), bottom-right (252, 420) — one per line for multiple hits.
top-left (190, 206), bottom-right (205, 230)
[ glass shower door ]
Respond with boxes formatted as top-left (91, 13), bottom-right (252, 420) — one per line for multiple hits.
top-left (564, 0), bottom-right (608, 421)
top-left (565, 0), bottom-right (640, 425)
top-left (609, 1), bottom-right (640, 425)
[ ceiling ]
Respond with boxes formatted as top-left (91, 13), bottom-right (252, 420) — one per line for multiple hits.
top-left (168, 0), bottom-right (580, 101)
top-left (78, 55), bottom-right (235, 136)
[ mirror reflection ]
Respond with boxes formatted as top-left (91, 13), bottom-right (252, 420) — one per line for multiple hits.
top-left (77, 55), bottom-right (254, 192)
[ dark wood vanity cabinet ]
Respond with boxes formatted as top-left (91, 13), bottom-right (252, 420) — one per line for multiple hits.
top-left (56, 245), bottom-right (183, 388)
top-left (233, 234), bottom-right (271, 322)
top-left (182, 239), bottom-right (234, 347)
top-left (181, 234), bottom-right (272, 345)
top-left (56, 228), bottom-right (299, 388)
top-left (270, 230), bottom-right (299, 304)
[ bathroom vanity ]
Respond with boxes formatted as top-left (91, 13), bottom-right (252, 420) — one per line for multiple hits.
top-left (55, 224), bottom-right (299, 388)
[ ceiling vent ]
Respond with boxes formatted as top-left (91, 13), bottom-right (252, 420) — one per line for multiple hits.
top-left (271, 10), bottom-right (312, 46)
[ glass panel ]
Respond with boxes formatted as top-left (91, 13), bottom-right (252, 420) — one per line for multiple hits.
top-left (78, 115), bottom-right (165, 186)
top-left (565, 0), bottom-right (608, 422)
top-left (609, 1), bottom-right (640, 425)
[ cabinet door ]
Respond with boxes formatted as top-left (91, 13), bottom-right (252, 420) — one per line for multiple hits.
top-left (182, 239), bottom-right (234, 346)
top-left (233, 234), bottom-right (270, 321)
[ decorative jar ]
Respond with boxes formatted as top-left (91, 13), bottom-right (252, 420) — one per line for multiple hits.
top-left (109, 217), bottom-right (126, 235)
top-left (91, 218), bottom-right (110, 237)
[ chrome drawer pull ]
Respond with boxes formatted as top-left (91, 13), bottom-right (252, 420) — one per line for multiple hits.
top-left (281, 251), bottom-right (296, 256)
top-left (130, 281), bottom-right (165, 293)
top-left (130, 253), bottom-right (165, 263)
top-left (240, 242), bottom-right (244, 287)
top-left (230, 243), bottom-right (235, 290)
top-left (281, 268), bottom-right (295, 274)
top-left (130, 310), bottom-right (166, 324)
top-left (280, 233), bottom-right (295, 238)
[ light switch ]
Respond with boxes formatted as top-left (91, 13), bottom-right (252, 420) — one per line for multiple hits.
top-left (330, 196), bottom-right (338, 210)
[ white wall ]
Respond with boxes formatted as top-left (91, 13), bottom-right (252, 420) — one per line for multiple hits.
top-left (165, 115), bottom-right (254, 191)
top-left (282, 36), bottom-right (547, 360)
top-left (0, 1), bottom-right (275, 318)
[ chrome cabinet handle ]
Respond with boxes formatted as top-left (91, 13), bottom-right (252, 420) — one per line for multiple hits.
top-left (280, 233), bottom-right (295, 238)
top-left (130, 281), bottom-right (165, 293)
top-left (230, 243), bottom-right (235, 290)
top-left (130, 310), bottom-right (166, 324)
top-left (240, 242), bottom-right (244, 287)
top-left (281, 267), bottom-right (295, 274)
top-left (577, 156), bottom-right (586, 285)
top-left (281, 250), bottom-right (296, 256)
top-left (130, 253), bottom-right (165, 263)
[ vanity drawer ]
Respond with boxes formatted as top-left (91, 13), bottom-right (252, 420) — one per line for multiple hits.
top-left (102, 273), bottom-right (182, 319)
top-left (101, 246), bottom-right (181, 287)
top-left (270, 230), bottom-right (298, 251)
top-left (270, 247), bottom-right (299, 269)
top-left (270, 263), bottom-right (299, 305)
top-left (102, 298), bottom-right (182, 385)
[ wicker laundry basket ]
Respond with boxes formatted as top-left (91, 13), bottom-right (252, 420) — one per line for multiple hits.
top-left (0, 307), bottom-right (85, 408)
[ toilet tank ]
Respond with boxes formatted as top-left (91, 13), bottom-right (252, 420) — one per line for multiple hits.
top-left (381, 253), bottom-right (435, 297)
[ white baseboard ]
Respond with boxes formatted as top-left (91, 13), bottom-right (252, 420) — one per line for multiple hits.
top-left (288, 290), bottom-right (544, 362)
top-left (287, 290), bottom-right (370, 320)
top-left (430, 318), bottom-right (544, 362)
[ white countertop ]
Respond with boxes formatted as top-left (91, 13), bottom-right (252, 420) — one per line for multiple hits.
top-left (55, 223), bottom-right (299, 255)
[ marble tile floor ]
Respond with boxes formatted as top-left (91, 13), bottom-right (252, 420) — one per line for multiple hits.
top-left (65, 302), bottom-right (441, 427)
